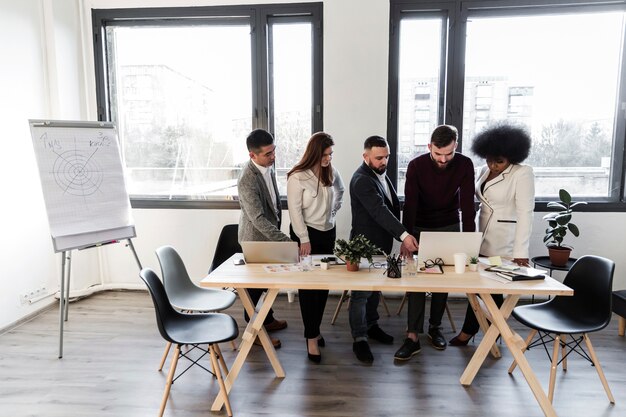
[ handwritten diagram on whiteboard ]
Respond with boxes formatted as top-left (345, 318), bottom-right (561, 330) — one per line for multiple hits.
top-left (29, 121), bottom-right (134, 249)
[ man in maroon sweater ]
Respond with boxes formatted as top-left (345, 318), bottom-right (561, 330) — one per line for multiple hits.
top-left (394, 125), bottom-right (476, 361)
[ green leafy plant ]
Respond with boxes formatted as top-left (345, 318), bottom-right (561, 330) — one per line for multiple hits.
top-left (334, 234), bottom-right (380, 264)
top-left (320, 257), bottom-right (333, 263)
top-left (469, 256), bottom-right (479, 265)
top-left (543, 189), bottom-right (587, 248)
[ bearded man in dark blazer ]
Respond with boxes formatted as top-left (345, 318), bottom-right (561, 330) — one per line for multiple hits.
top-left (348, 135), bottom-right (418, 363)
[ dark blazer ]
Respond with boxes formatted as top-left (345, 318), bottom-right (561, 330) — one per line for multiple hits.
top-left (349, 162), bottom-right (406, 254)
top-left (238, 160), bottom-right (291, 243)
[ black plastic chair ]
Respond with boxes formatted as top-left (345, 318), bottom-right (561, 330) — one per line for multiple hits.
top-left (140, 268), bottom-right (239, 417)
top-left (155, 245), bottom-right (237, 371)
top-left (509, 255), bottom-right (615, 404)
top-left (209, 224), bottom-right (242, 273)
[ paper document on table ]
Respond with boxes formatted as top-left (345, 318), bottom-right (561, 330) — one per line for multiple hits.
top-left (264, 264), bottom-right (302, 273)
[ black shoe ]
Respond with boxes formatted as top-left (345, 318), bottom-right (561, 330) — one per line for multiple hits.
top-left (367, 324), bottom-right (394, 345)
top-left (394, 338), bottom-right (421, 361)
top-left (317, 336), bottom-right (325, 347)
top-left (428, 327), bottom-right (447, 350)
top-left (306, 339), bottom-right (321, 364)
top-left (353, 341), bottom-right (374, 363)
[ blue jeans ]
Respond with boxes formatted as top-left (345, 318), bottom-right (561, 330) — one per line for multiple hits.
top-left (348, 290), bottom-right (380, 341)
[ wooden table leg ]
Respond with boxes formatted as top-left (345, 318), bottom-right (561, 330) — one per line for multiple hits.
top-left (211, 288), bottom-right (285, 412)
top-left (467, 294), bottom-right (501, 358)
top-left (480, 294), bottom-right (558, 417)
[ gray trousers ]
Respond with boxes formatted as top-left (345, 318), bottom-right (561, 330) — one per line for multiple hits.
top-left (406, 223), bottom-right (460, 333)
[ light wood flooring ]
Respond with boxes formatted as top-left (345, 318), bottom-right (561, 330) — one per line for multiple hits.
top-left (0, 290), bottom-right (625, 417)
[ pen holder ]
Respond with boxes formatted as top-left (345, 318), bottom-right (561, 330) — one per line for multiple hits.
top-left (386, 257), bottom-right (402, 278)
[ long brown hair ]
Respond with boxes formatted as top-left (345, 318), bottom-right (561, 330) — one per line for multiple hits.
top-left (287, 132), bottom-right (335, 187)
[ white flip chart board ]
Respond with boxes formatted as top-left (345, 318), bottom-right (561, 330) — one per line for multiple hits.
top-left (29, 120), bottom-right (135, 252)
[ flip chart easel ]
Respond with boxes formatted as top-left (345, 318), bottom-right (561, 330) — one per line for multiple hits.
top-left (29, 119), bottom-right (142, 358)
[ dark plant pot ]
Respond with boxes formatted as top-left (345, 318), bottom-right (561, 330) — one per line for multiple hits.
top-left (346, 260), bottom-right (360, 272)
top-left (548, 246), bottom-right (572, 267)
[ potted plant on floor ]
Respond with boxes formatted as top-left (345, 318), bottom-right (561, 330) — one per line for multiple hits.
top-left (334, 234), bottom-right (380, 271)
top-left (543, 188), bottom-right (587, 267)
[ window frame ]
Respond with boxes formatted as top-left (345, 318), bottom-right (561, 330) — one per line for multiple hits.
top-left (388, 0), bottom-right (626, 212)
top-left (92, 3), bottom-right (323, 209)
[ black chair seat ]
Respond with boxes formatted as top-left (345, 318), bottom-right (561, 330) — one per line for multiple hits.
top-left (512, 302), bottom-right (609, 334)
top-left (166, 313), bottom-right (239, 345)
top-left (613, 290), bottom-right (626, 317)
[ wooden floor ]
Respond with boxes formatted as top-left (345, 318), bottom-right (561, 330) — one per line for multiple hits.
top-left (1, 290), bottom-right (625, 417)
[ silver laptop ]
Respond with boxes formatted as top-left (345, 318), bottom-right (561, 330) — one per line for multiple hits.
top-left (241, 241), bottom-right (300, 264)
top-left (417, 232), bottom-right (483, 265)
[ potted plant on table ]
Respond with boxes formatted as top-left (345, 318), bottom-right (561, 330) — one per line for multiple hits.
top-left (543, 188), bottom-right (587, 267)
top-left (320, 257), bottom-right (333, 270)
top-left (334, 234), bottom-right (380, 271)
top-left (468, 256), bottom-right (479, 272)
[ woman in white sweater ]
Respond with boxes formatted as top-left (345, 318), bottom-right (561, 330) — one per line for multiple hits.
top-left (287, 132), bottom-right (344, 363)
top-left (449, 123), bottom-right (535, 346)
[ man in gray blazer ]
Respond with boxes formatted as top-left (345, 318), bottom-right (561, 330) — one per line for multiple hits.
top-left (348, 136), bottom-right (418, 363)
top-left (238, 129), bottom-right (291, 348)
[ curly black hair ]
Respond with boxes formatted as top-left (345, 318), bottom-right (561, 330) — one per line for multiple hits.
top-left (471, 122), bottom-right (532, 164)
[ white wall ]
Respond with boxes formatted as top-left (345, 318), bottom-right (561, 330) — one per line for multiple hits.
top-left (2, 0), bottom-right (625, 331)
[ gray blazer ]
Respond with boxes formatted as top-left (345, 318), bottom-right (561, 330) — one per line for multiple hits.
top-left (238, 160), bottom-right (291, 243)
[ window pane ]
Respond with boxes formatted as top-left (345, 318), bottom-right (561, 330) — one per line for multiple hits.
top-left (463, 12), bottom-right (623, 198)
top-left (397, 17), bottom-right (443, 195)
top-left (106, 24), bottom-right (252, 199)
top-left (270, 22), bottom-right (313, 194)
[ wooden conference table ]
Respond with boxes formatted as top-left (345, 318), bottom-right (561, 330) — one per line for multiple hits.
top-left (200, 255), bottom-right (573, 417)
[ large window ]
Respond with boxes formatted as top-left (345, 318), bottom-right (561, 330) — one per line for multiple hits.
top-left (92, 4), bottom-right (322, 207)
top-left (389, 0), bottom-right (626, 208)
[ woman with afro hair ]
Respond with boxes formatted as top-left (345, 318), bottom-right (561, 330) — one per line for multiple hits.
top-left (449, 122), bottom-right (535, 346)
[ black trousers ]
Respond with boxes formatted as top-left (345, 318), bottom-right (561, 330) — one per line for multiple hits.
top-left (290, 225), bottom-right (335, 339)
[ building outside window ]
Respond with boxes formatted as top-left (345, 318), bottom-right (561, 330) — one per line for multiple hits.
top-left (389, 0), bottom-right (626, 205)
top-left (93, 4), bottom-right (322, 206)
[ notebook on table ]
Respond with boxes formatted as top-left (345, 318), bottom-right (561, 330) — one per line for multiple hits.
top-left (241, 241), bottom-right (300, 264)
top-left (417, 231), bottom-right (483, 266)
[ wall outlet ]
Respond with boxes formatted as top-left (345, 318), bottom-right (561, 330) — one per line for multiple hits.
top-left (19, 293), bottom-right (29, 305)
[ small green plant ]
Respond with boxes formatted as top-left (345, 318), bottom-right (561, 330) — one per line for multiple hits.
top-left (334, 234), bottom-right (380, 264)
top-left (543, 189), bottom-right (587, 248)
top-left (320, 257), bottom-right (332, 263)
top-left (469, 256), bottom-right (479, 265)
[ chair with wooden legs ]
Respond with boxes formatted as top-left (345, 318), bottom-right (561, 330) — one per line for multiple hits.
top-left (509, 255), bottom-right (615, 404)
top-left (395, 292), bottom-right (457, 332)
top-left (330, 290), bottom-right (391, 325)
top-left (612, 289), bottom-right (626, 336)
top-left (140, 268), bottom-right (239, 417)
top-left (156, 245), bottom-right (237, 372)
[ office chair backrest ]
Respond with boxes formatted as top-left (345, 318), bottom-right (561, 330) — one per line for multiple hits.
top-left (209, 224), bottom-right (242, 273)
top-left (156, 245), bottom-right (198, 301)
top-left (558, 255), bottom-right (615, 326)
top-left (139, 267), bottom-right (178, 344)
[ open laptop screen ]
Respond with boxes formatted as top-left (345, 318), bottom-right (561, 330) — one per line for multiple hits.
top-left (417, 232), bottom-right (482, 265)
top-left (241, 241), bottom-right (300, 264)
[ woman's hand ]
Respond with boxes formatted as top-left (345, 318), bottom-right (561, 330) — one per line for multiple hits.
top-left (299, 242), bottom-right (312, 257)
top-left (513, 258), bottom-right (529, 267)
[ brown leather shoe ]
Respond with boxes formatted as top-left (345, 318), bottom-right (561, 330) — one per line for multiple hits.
top-left (253, 336), bottom-right (281, 349)
top-left (264, 319), bottom-right (288, 332)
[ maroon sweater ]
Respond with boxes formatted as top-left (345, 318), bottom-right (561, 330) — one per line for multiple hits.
top-left (403, 152), bottom-right (476, 232)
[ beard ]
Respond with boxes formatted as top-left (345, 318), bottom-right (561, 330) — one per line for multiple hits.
top-left (368, 162), bottom-right (387, 175)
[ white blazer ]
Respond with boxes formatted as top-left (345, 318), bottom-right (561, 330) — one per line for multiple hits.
top-left (476, 164), bottom-right (535, 258)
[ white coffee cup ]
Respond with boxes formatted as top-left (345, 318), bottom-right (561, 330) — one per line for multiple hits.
top-left (453, 252), bottom-right (467, 274)
top-left (287, 290), bottom-right (296, 303)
